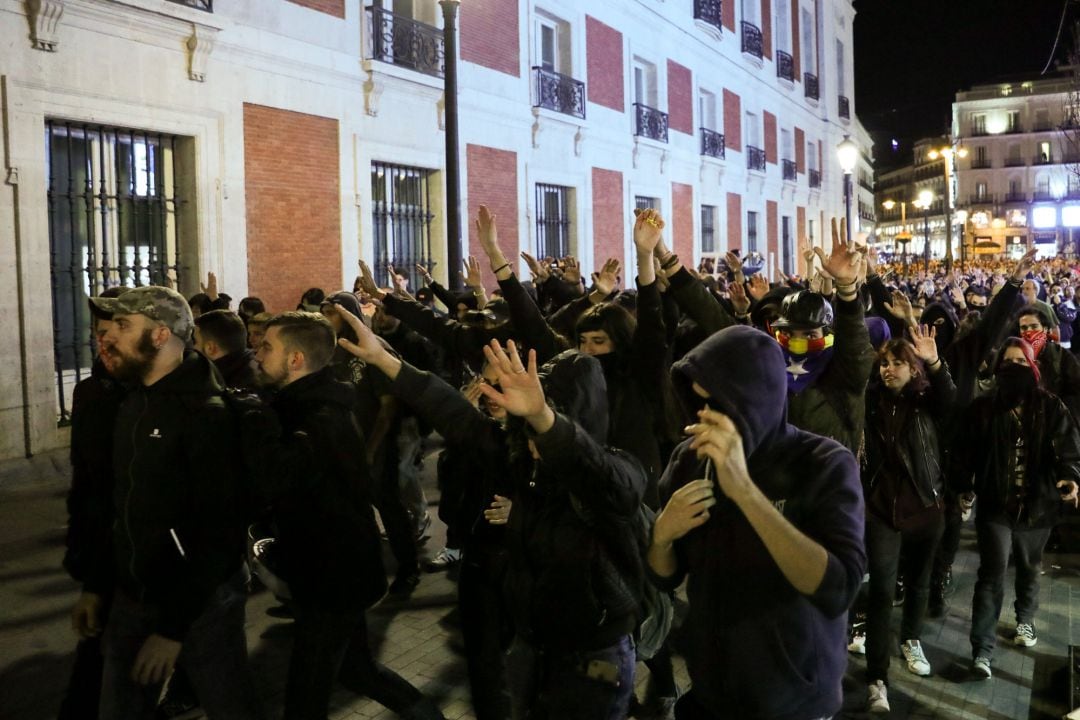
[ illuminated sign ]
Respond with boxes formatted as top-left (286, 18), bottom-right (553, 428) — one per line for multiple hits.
top-left (1064, 205), bottom-right (1080, 227)
top-left (1032, 206), bottom-right (1057, 229)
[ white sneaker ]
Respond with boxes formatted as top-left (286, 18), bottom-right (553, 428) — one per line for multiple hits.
top-left (848, 631), bottom-right (866, 655)
top-left (1014, 623), bottom-right (1038, 647)
top-left (901, 639), bottom-right (931, 676)
top-left (973, 656), bottom-right (992, 680)
top-left (423, 547), bottom-right (461, 572)
top-left (867, 680), bottom-right (890, 713)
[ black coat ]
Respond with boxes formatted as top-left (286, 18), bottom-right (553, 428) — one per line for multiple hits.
top-left (213, 349), bottom-right (259, 392)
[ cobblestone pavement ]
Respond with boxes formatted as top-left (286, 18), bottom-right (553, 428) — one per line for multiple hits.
top-left (1, 447), bottom-right (1078, 719)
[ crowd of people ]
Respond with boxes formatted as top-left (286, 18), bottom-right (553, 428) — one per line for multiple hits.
top-left (59, 204), bottom-right (1080, 720)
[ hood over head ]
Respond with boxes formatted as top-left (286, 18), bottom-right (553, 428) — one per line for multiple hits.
top-left (322, 291), bottom-right (363, 342)
top-left (671, 325), bottom-right (788, 458)
top-left (865, 316), bottom-right (892, 349)
top-left (537, 349), bottom-right (609, 445)
top-left (920, 301), bottom-right (958, 353)
top-left (750, 285), bottom-right (794, 329)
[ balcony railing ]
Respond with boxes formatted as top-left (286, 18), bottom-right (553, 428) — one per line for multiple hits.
top-left (970, 127), bottom-right (989, 137)
top-left (838, 95), bottom-right (850, 119)
top-left (634, 103), bottom-right (669, 143)
top-left (1033, 122), bottom-right (1055, 132)
top-left (1004, 157), bottom-right (1026, 167)
top-left (782, 159), bottom-right (797, 181)
top-left (969, 193), bottom-right (995, 205)
top-left (1005, 124), bottom-right (1024, 134)
top-left (970, 158), bottom-right (992, 169)
top-left (1004, 191), bottom-right (1028, 203)
top-left (700, 127), bottom-right (726, 159)
top-left (1066, 188), bottom-right (1080, 200)
top-left (741, 21), bottom-right (763, 59)
top-left (859, 178), bottom-right (874, 191)
top-left (168, 0), bottom-right (212, 9)
top-left (809, 169), bottom-right (821, 188)
top-left (804, 72), bottom-right (819, 100)
top-left (366, 6), bottom-right (445, 78)
top-left (776, 50), bottom-right (795, 82)
top-left (1033, 189), bottom-right (1056, 201)
top-left (746, 145), bottom-right (766, 171)
top-left (532, 67), bottom-right (586, 119)
top-left (693, 0), bottom-right (723, 32)
top-left (1034, 154), bottom-right (1054, 165)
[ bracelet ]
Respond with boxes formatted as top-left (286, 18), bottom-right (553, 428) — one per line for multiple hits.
top-left (492, 263), bottom-right (510, 275)
top-left (661, 254), bottom-right (680, 271)
top-left (928, 357), bottom-right (942, 369)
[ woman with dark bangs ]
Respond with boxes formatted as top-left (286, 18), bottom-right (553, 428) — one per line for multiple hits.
top-left (862, 328), bottom-right (956, 713)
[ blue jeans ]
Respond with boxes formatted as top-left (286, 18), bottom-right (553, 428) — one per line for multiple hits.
top-left (970, 519), bottom-right (1051, 660)
top-left (99, 571), bottom-right (262, 720)
top-left (505, 635), bottom-right (635, 720)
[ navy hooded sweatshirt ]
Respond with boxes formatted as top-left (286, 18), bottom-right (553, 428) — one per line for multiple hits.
top-left (654, 325), bottom-right (866, 720)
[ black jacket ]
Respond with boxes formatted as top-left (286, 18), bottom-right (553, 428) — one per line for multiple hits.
top-left (213, 349), bottom-right (259, 392)
top-left (1035, 342), bottom-right (1080, 422)
top-left (253, 367), bottom-right (387, 610)
top-left (65, 359), bottom-right (126, 593)
top-left (656, 326), bottom-right (866, 720)
top-left (391, 352), bottom-right (648, 651)
top-left (863, 364), bottom-right (957, 519)
top-left (110, 351), bottom-right (246, 640)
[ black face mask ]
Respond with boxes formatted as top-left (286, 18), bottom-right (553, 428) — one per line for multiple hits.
top-left (995, 363), bottom-right (1036, 408)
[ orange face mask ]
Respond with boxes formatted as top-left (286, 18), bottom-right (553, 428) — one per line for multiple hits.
top-left (775, 331), bottom-right (834, 356)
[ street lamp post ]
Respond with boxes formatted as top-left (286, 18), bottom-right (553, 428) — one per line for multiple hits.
top-left (956, 209), bottom-right (969, 270)
top-left (441, 0), bottom-right (463, 290)
top-left (914, 189), bottom-right (934, 272)
top-left (837, 136), bottom-right (859, 236)
top-left (927, 143), bottom-right (968, 275)
top-left (883, 199), bottom-right (911, 277)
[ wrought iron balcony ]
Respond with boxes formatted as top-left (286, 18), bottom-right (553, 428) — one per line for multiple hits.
top-left (970, 158), bottom-right (992, 169)
top-left (1004, 156), bottom-right (1026, 167)
top-left (694, 0), bottom-right (723, 32)
top-left (776, 50), bottom-right (794, 82)
top-left (809, 169), bottom-right (821, 188)
top-left (634, 103), bottom-right (669, 143)
top-left (532, 67), bottom-right (586, 119)
top-left (700, 127), bottom-right (725, 159)
top-left (1034, 153), bottom-right (1054, 165)
top-left (1066, 188), bottom-right (1080, 200)
top-left (1033, 189), bottom-right (1056, 201)
top-left (366, 5), bottom-right (445, 79)
top-left (970, 127), bottom-right (989, 137)
top-left (782, 159), bottom-right (797, 181)
top-left (1033, 122), bottom-right (1054, 132)
top-left (1004, 191), bottom-right (1028, 203)
top-left (804, 72), bottom-right (819, 100)
top-left (1005, 123), bottom-right (1024, 134)
top-left (969, 193), bottom-right (995, 205)
top-left (168, 0), bottom-right (212, 9)
top-left (746, 145), bottom-right (766, 172)
top-left (741, 21), bottom-right (763, 59)
top-left (859, 178), bottom-right (874, 191)
top-left (838, 95), bottom-right (850, 119)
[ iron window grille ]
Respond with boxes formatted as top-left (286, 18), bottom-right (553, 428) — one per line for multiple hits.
top-left (741, 21), bottom-right (763, 59)
top-left (693, 0), bottom-right (723, 31)
top-left (782, 217), bottom-right (794, 275)
top-left (776, 50), bottom-right (795, 82)
top-left (701, 205), bottom-right (717, 253)
top-left (46, 120), bottom-right (184, 425)
top-left (701, 127), bottom-right (726, 159)
top-left (747, 145), bottom-right (766, 172)
top-left (809, 169), bottom-right (821, 188)
top-left (167, 0), bottom-right (212, 9)
top-left (365, 5), bottom-right (445, 78)
top-left (634, 103), bottom-right (669, 143)
top-left (532, 67), bottom-right (586, 119)
top-left (804, 72), bottom-right (819, 100)
top-left (635, 196), bottom-right (660, 212)
top-left (782, 159), bottom-right (797, 181)
top-left (838, 95), bottom-right (850, 119)
top-left (535, 184), bottom-right (572, 259)
top-left (747, 211), bottom-right (759, 253)
top-left (371, 162), bottom-right (435, 292)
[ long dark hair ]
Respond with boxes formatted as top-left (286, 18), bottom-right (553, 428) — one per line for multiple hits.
top-left (575, 302), bottom-right (636, 355)
top-left (877, 339), bottom-right (929, 393)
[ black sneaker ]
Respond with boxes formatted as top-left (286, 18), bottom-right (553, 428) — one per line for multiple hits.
top-left (388, 573), bottom-right (421, 597)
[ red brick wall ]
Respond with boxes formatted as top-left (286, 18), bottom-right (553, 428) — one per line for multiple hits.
top-left (727, 192), bottom-right (742, 253)
top-left (764, 111), bottom-right (777, 164)
top-left (792, 0), bottom-right (801, 78)
top-left (795, 127), bottom-right (806, 173)
top-left (592, 168), bottom-right (624, 268)
top-left (243, 104), bottom-right (341, 314)
top-left (586, 17), bottom-right (624, 112)
top-left (461, 0), bottom-right (520, 77)
top-left (761, 0), bottom-right (773, 59)
top-left (766, 200), bottom-right (779, 269)
top-left (672, 183), bottom-right (694, 260)
top-left (286, 0), bottom-right (343, 17)
top-left (667, 60), bottom-right (693, 135)
top-left (466, 145), bottom-right (519, 289)
top-left (723, 0), bottom-right (735, 31)
top-left (723, 89), bottom-right (741, 152)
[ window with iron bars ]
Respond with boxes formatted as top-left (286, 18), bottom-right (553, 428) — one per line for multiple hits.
top-left (371, 162), bottom-right (435, 292)
top-left (701, 204), bottom-right (717, 254)
top-left (635, 195), bottom-right (660, 211)
top-left (535, 184), bottom-right (573, 259)
top-left (747, 210), bottom-right (759, 253)
top-left (46, 120), bottom-right (185, 425)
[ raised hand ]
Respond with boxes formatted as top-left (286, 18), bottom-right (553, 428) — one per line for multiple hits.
top-left (883, 290), bottom-right (915, 326)
top-left (476, 205), bottom-right (503, 263)
top-left (415, 263), bottom-right (434, 286)
top-left (461, 256), bottom-right (484, 289)
top-left (200, 271), bottom-right (218, 300)
top-left (593, 258), bottom-right (621, 297)
top-left (634, 208), bottom-right (666, 255)
top-left (747, 273), bottom-right (770, 302)
top-left (654, 257), bottom-right (671, 293)
top-left (1010, 247), bottom-right (1038, 283)
top-left (814, 218), bottom-right (860, 287)
top-left (337, 305), bottom-right (392, 364)
top-left (909, 324), bottom-right (939, 365)
top-left (520, 252), bottom-right (550, 283)
top-left (729, 280), bottom-right (751, 316)
top-left (356, 260), bottom-right (386, 301)
top-left (653, 479), bottom-right (716, 546)
top-left (561, 256), bottom-right (582, 285)
top-left (477, 341), bottom-right (551, 430)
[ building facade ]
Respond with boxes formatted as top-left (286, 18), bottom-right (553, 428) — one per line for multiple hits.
top-left (0, 0), bottom-right (863, 462)
top-left (874, 136), bottom-right (950, 266)
top-left (952, 71), bottom-right (1080, 261)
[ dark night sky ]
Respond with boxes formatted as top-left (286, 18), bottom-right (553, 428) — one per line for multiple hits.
top-left (854, 0), bottom-right (1078, 168)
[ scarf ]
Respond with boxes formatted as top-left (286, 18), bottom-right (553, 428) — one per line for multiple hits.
top-left (777, 333), bottom-right (835, 394)
top-left (1021, 329), bottom-right (1048, 357)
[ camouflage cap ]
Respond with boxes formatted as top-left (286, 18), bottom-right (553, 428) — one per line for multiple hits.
top-left (88, 286), bottom-right (194, 342)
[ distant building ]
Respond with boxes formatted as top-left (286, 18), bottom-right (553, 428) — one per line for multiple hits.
top-left (874, 137), bottom-right (950, 264)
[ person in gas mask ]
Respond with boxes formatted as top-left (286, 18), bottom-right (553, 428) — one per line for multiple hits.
top-left (953, 337), bottom-right (1080, 680)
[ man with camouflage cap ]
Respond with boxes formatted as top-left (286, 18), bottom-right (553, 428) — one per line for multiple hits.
top-left (85, 286), bottom-right (261, 719)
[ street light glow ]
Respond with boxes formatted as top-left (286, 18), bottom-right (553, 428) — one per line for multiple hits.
top-left (837, 136), bottom-right (858, 174)
top-left (882, 199), bottom-right (896, 210)
top-left (917, 189), bottom-right (934, 207)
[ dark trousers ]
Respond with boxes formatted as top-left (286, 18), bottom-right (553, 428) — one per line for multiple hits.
top-left (58, 635), bottom-right (106, 720)
top-left (969, 519), bottom-right (1052, 660)
top-left (459, 546), bottom-right (511, 720)
top-left (99, 573), bottom-right (261, 720)
top-left (865, 511), bottom-right (944, 683)
top-left (285, 601), bottom-right (438, 720)
top-left (504, 635), bottom-right (635, 720)
top-left (374, 464), bottom-right (420, 578)
top-left (931, 492), bottom-right (964, 582)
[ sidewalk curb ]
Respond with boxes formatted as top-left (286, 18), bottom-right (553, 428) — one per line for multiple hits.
top-left (0, 447), bottom-right (70, 490)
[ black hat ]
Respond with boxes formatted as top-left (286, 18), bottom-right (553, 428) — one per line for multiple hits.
top-left (771, 291), bottom-right (834, 330)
